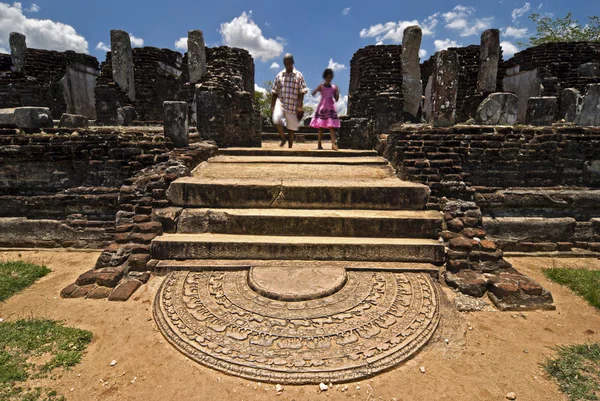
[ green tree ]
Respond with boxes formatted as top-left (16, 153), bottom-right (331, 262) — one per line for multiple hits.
top-left (254, 80), bottom-right (273, 118)
top-left (519, 13), bottom-right (600, 47)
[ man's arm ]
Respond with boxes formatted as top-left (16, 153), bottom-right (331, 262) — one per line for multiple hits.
top-left (271, 75), bottom-right (280, 114)
top-left (298, 73), bottom-right (309, 112)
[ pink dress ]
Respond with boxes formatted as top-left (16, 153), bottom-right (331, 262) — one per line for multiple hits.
top-left (310, 84), bottom-right (341, 129)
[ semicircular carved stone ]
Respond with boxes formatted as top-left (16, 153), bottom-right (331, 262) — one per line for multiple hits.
top-left (153, 269), bottom-right (440, 384)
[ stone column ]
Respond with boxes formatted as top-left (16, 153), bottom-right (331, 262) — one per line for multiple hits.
top-left (164, 101), bottom-right (189, 148)
top-left (432, 51), bottom-right (459, 127)
top-left (110, 30), bottom-right (135, 101)
top-left (188, 30), bottom-right (207, 84)
top-left (9, 32), bottom-right (27, 73)
top-left (401, 25), bottom-right (423, 121)
top-left (477, 29), bottom-right (500, 93)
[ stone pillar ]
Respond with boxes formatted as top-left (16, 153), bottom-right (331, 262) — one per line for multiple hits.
top-left (477, 29), bottom-right (500, 93)
top-left (164, 101), bottom-right (189, 148)
top-left (9, 32), bottom-right (27, 73)
top-left (188, 30), bottom-right (207, 84)
top-left (575, 84), bottom-right (600, 126)
top-left (110, 30), bottom-right (135, 101)
top-left (431, 51), bottom-right (459, 127)
top-left (401, 26), bottom-right (423, 122)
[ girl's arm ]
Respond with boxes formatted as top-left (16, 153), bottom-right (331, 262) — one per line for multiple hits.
top-left (311, 84), bottom-right (322, 97)
top-left (334, 85), bottom-right (340, 102)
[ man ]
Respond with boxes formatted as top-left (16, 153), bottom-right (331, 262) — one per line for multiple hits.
top-left (271, 53), bottom-right (308, 148)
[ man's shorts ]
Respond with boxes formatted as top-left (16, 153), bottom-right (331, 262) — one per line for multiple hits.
top-left (272, 101), bottom-right (300, 131)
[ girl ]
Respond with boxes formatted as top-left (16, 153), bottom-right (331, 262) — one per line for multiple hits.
top-left (310, 68), bottom-right (340, 150)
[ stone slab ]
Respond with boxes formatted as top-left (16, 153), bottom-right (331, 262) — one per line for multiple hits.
top-left (219, 147), bottom-right (378, 158)
top-left (151, 233), bottom-right (445, 263)
top-left (208, 155), bottom-right (388, 165)
top-left (475, 93), bottom-right (518, 125)
top-left (503, 69), bottom-right (543, 124)
top-left (483, 217), bottom-right (577, 243)
top-left (526, 97), bottom-right (557, 126)
top-left (166, 177), bottom-right (431, 210)
top-left (177, 208), bottom-right (442, 238)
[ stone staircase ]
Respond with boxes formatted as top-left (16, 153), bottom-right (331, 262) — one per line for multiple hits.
top-left (151, 143), bottom-right (445, 271)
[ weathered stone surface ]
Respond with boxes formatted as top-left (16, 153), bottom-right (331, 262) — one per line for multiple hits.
top-left (108, 279), bottom-right (142, 301)
top-left (154, 269), bottom-right (440, 384)
top-left (401, 25), bottom-right (423, 121)
top-left (477, 29), bottom-right (500, 93)
top-left (475, 93), bottom-right (518, 125)
top-left (86, 285), bottom-right (112, 299)
top-left (578, 62), bottom-right (600, 78)
top-left (503, 69), bottom-right (543, 123)
top-left (0, 107), bottom-right (52, 129)
top-left (575, 84), bottom-right (600, 127)
top-left (110, 30), bottom-right (135, 101)
top-left (337, 117), bottom-right (374, 150)
top-left (446, 270), bottom-right (487, 298)
top-left (9, 32), bottom-right (27, 72)
top-left (69, 284), bottom-right (95, 298)
top-left (560, 88), bottom-right (582, 122)
top-left (525, 97), bottom-right (557, 126)
top-left (116, 106), bottom-right (137, 126)
top-left (164, 101), bottom-right (189, 148)
top-left (487, 271), bottom-right (555, 311)
top-left (188, 30), bottom-right (207, 84)
top-left (60, 62), bottom-right (99, 119)
top-left (60, 283), bottom-right (79, 298)
top-left (431, 50), bottom-right (459, 127)
top-left (454, 293), bottom-right (492, 312)
top-left (484, 217), bottom-right (577, 243)
top-left (128, 253), bottom-right (150, 271)
top-left (58, 113), bottom-right (88, 128)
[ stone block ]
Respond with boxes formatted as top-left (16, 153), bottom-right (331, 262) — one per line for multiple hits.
top-left (0, 107), bottom-right (53, 129)
top-left (108, 279), bottom-right (142, 301)
top-left (502, 69), bottom-right (543, 123)
top-left (483, 217), bottom-right (576, 243)
top-left (559, 88), bottom-right (582, 123)
top-left (578, 63), bottom-right (600, 78)
top-left (164, 101), bottom-right (189, 148)
top-left (525, 97), bottom-right (557, 126)
top-left (117, 106), bottom-right (137, 126)
top-left (446, 270), bottom-right (488, 298)
top-left (9, 32), bottom-right (27, 72)
top-left (475, 93), bottom-right (518, 125)
top-left (188, 30), bottom-right (207, 84)
top-left (574, 84), bottom-right (600, 127)
top-left (477, 29), bottom-right (500, 93)
top-left (401, 25), bottom-right (423, 121)
top-left (58, 113), bottom-right (88, 128)
top-left (431, 51), bottom-right (459, 127)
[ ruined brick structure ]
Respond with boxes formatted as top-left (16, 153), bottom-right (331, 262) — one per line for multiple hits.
top-left (0, 49), bottom-right (99, 119)
top-left (348, 45), bottom-right (404, 134)
top-left (194, 46), bottom-right (261, 147)
top-left (95, 47), bottom-right (185, 124)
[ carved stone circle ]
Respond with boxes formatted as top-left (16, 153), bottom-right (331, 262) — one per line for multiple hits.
top-left (153, 268), bottom-right (440, 384)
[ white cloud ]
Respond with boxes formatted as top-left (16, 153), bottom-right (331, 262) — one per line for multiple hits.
top-left (504, 26), bottom-right (528, 38)
top-left (501, 40), bottom-right (519, 58)
top-left (327, 58), bottom-right (346, 72)
top-left (0, 46), bottom-right (8, 53)
top-left (270, 62), bottom-right (280, 69)
top-left (95, 41), bottom-right (110, 52)
top-left (174, 37), bottom-right (187, 51)
top-left (538, 3), bottom-right (543, 9)
top-left (337, 95), bottom-right (348, 116)
top-left (342, 7), bottom-right (351, 16)
top-left (359, 13), bottom-right (438, 43)
top-left (219, 11), bottom-right (284, 62)
top-left (443, 5), bottom-right (493, 37)
top-left (0, 2), bottom-right (88, 53)
top-left (435, 38), bottom-right (460, 51)
top-left (443, 5), bottom-right (474, 23)
top-left (129, 34), bottom-right (144, 47)
top-left (512, 2), bottom-right (531, 21)
top-left (419, 49), bottom-right (428, 58)
top-left (26, 3), bottom-right (39, 12)
top-left (254, 83), bottom-right (267, 94)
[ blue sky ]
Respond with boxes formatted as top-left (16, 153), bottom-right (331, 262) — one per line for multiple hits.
top-left (1, 0), bottom-right (598, 113)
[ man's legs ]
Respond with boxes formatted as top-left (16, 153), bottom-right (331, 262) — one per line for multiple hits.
top-left (276, 124), bottom-right (287, 147)
top-left (288, 130), bottom-right (295, 148)
top-left (284, 111), bottom-right (300, 149)
top-left (272, 103), bottom-right (287, 147)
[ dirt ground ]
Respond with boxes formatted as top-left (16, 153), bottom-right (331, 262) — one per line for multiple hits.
top-left (1, 250), bottom-right (599, 401)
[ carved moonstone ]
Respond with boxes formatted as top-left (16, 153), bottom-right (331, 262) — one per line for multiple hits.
top-left (9, 32), bottom-right (27, 73)
top-left (401, 25), bottom-right (423, 121)
top-left (477, 29), bottom-right (500, 93)
top-left (110, 30), bottom-right (135, 101)
top-left (188, 30), bottom-right (207, 84)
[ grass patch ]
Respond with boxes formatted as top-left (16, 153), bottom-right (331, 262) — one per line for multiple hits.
top-left (0, 319), bottom-right (92, 401)
top-left (543, 268), bottom-right (600, 309)
top-left (544, 343), bottom-right (600, 401)
top-left (0, 261), bottom-right (51, 302)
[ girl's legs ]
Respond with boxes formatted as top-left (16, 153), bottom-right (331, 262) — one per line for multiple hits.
top-left (318, 129), bottom-right (323, 149)
top-left (330, 128), bottom-right (338, 150)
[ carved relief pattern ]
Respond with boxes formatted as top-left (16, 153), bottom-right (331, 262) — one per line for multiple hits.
top-left (154, 270), bottom-right (440, 384)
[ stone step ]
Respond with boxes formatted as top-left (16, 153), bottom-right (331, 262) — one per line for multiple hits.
top-left (219, 147), bottom-right (378, 158)
top-left (151, 233), bottom-right (445, 263)
top-left (261, 132), bottom-right (331, 141)
top-left (208, 155), bottom-right (388, 165)
top-left (154, 259), bottom-right (441, 275)
top-left (167, 178), bottom-right (430, 209)
top-left (177, 208), bottom-right (442, 238)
